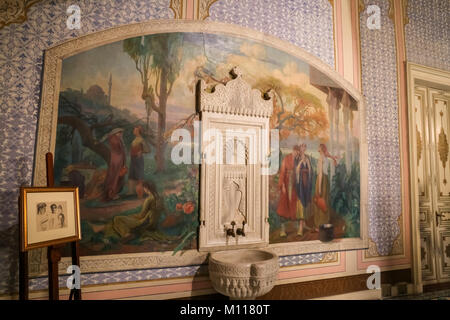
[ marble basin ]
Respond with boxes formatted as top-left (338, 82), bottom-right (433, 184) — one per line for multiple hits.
top-left (208, 249), bottom-right (279, 300)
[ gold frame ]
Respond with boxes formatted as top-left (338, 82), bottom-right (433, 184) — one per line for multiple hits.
top-left (20, 187), bottom-right (81, 251)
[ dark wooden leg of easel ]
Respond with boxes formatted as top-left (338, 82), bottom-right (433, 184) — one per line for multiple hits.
top-left (46, 153), bottom-right (61, 300)
top-left (71, 241), bottom-right (81, 300)
top-left (19, 193), bottom-right (28, 301)
top-left (19, 251), bottom-right (28, 300)
top-left (48, 245), bottom-right (61, 300)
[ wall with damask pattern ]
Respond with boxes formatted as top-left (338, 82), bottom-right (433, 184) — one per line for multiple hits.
top-left (405, 0), bottom-right (450, 71)
top-left (359, 0), bottom-right (402, 257)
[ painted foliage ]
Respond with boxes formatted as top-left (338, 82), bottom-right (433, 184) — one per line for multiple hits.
top-left (54, 32), bottom-right (360, 256)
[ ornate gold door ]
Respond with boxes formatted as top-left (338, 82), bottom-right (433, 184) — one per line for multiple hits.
top-left (415, 86), bottom-right (450, 284)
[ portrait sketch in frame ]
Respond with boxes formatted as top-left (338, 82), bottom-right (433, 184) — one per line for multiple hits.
top-left (20, 187), bottom-right (81, 251)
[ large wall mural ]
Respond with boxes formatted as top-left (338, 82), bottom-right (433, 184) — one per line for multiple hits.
top-left (30, 21), bottom-right (366, 276)
top-left (50, 30), bottom-right (363, 258)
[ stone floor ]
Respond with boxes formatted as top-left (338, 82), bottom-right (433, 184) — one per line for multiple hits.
top-left (386, 289), bottom-right (450, 300)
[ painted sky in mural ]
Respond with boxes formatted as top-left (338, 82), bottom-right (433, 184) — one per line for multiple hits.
top-left (55, 32), bottom-right (360, 256)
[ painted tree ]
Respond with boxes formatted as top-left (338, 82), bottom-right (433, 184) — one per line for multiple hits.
top-left (255, 76), bottom-right (328, 141)
top-left (123, 34), bottom-right (183, 172)
top-left (57, 93), bottom-right (151, 165)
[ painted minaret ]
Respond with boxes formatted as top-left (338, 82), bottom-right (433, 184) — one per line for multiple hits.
top-left (107, 73), bottom-right (112, 105)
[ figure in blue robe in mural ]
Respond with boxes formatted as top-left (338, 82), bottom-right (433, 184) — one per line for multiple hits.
top-left (295, 143), bottom-right (312, 236)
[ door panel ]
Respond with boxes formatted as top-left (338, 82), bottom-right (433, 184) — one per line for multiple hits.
top-left (430, 91), bottom-right (450, 201)
top-left (415, 88), bottom-right (431, 202)
top-left (429, 90), bottom-right (450, 282)
top-left (415, 86), bottom-right (438, 282)
top-left (419, 207), bottom-right (431, 228)
top-left (421, 231), bottom-right (437, 281)
top-left (437, 230), bottom-right (450, 278)
top-left (416, 86), bottom-right (450, 284)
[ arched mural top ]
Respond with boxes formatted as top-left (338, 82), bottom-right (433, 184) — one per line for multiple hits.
top-left (44, 20), bottom-right (364, 99)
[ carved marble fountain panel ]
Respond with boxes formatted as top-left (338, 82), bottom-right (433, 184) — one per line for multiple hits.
top-left (198, 67), bottom-right (273, 251)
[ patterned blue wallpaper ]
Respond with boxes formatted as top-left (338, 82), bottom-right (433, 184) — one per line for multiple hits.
top-left (405, 0), bottom-right (450, 71)
top-left (207, 0), bottom-right (335, 68)
top-left (359, 0), bottom-right (402, 256)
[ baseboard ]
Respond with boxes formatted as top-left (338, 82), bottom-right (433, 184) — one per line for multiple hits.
top-left (311, 289), bottom-right (382, 300)
top-left (1, 269), bottom-right (411, 300)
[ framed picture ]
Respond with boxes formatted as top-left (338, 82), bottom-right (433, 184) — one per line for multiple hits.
top-left (20, 187), bottom-right (81, 251)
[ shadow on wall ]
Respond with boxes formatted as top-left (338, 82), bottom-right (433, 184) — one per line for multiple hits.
top-left (0, 156), bottom-right (30, 296)
top-left (175, 256), bottom-right (227, 300)
top-left (0, 223), bottom-right (19, 296)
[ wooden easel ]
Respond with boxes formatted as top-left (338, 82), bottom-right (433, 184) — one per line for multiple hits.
top-left (19, 152), bottom-right (82, 300)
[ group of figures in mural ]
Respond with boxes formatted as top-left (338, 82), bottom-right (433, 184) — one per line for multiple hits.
top-left (53, 32), bottom-right (360, 256)
top-left (277, 143), bottom-right (338, 238)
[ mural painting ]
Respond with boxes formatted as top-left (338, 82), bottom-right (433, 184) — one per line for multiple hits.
top-left (54, 32), bottom-right (360, 256)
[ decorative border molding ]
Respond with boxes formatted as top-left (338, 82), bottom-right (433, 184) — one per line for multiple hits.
top-left (169, 0), bottom-right (183, 19)
top-left (334, 0), bottom-right (344, 75)
top-left (402, 0), bottom-right (409, 25)
top-left (351, 0), bottom-right (363, 90)
top-left (388, 0), bottom-right (409, 26)
top-left (30, 251), bottom-right (339, 278)
top-left (358, 0), bottom-right (365, 13)
top-left (388, 0), bottom-right (395, 21)
top-left (170, 0), bottom-right (218, 20)
top-left (0, 0), bottom-right (43, 30)
top-left (32, 20), bottom-right (368, 275)
top-left (392, 0), bottom-right (410, 258)
top-left (198, 0), bottom-right (219, 20)
top-left (5, 252), bottom-right (342, 300)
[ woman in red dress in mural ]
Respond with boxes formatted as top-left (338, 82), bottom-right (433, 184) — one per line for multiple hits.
top-left (103, 128), bottom-right (127, 201)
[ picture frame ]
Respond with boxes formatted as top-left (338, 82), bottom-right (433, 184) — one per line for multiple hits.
top-left (20, 187), bottom-right (81, 251)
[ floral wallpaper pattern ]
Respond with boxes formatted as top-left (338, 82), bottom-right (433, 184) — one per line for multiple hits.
top-left (359, 0), bottom-right (402, 256)
top-left (405, 0), bottom-right (450, 71)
